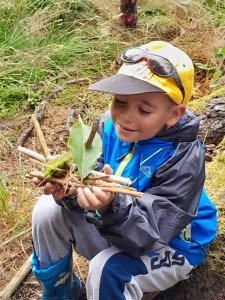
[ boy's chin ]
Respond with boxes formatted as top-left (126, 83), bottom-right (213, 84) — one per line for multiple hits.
top-left (117, 133), bottom-right (136, 143)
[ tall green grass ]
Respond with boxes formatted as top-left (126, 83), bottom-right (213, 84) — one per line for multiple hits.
top-left (0, 0), bottom-right (118, 83)
top-left (0, 0), bottom-right (225, 117)
top-left (0, 175), bottom-right (9, 213)
top-left (0, 0), bottom-right (119, 117)
top-left (0, 132), bottom-right (36, 234)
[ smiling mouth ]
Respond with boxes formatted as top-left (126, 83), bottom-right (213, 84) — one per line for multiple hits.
top-left (119, 124), bottom-right (137, 132)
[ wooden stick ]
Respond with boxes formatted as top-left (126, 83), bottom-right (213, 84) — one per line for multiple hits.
top-left (31, 114), bottom-right (50, 158)
top-left (0, 228), bottom-right (31, 248)
top-left (85, 121), bottom-right (99, 149)
top-left (0, 255), bottom-right (31, 300)
top-left (19, 145), bottom-right (132, 186)
top-left (96, 187), bottom-right (143, 197)
top-left (26, 172), bottom-right (143, 198)
top-left (28, 169), bottom-right (132, 189)
top-left (18, 146), bottom-right (59, 162)
top-left (18, 146), bottom-right (46, 162)
top-left (90, 170), bottom-right (132, 186)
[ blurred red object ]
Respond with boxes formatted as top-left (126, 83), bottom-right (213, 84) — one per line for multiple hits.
top-left (120, 0), bottom-right (137, 28)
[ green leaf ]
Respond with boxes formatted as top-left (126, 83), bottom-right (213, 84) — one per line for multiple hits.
top-left (214, 47), bottom-right (225, 59)
top-left (210, 71), bottom-right (222, 88)
top-left (213, 71), bottom-right (221, 80)
top-left (67, 115), bottom-right (102, 179)
top-left (195, 62), bottom-right (214, 71)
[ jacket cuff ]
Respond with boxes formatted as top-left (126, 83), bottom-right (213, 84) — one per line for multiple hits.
top-left (55, 194), bottom-right (83, 211)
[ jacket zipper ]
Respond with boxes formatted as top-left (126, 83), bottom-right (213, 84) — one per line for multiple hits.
top-left (115, 142), bottom-right (135, 176)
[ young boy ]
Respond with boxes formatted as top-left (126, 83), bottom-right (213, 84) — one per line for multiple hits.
top-left (31, 41), bottom-right (217, 300)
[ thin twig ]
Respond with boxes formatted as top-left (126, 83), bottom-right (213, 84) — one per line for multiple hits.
top-left (31, 114), bottom-right (50, 158)
top-left (85, 120), bottom-right (99, 149)
top-left (0, 229), bottom-right (31, 249)
top-left (26, 172), bottom-right (143, 198)
top-left (18, 146), bottom-right (46, 163)
top-left (18, 146), bottom-right (58, 162)
top-left (19, 146), bottom-right (132, 186)
top-left (203, 129), bottom-right (208, 146)
top-left (55, 109), bottom-right (79, 148)
top-left (90, 170), bottom-right (132, 186)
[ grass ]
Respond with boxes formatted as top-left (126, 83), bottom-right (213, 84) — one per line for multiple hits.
top-left (0, 0), bottom-right (224, 118)
top-left (0, 0), bottom-right (119, 117)
top-left (0, 133), bottom-right (34, 232)
top-left (0, 175), bottom-right (9, 213)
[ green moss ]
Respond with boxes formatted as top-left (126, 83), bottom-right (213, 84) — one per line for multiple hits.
top-left (205, 157), bottom-right (225, 277)
top-left (43, 152), bottom-right (72, 179)
top-left (188, 86), bottom-right (225, 113)
top-left (205, 159), bottom-right (225, 203)
top-left (217, 136), bottom-right (225, 149)
top-left (217, 152), bottom-right (225, 163)
top-left (187, 98), bottom-right (206, 114)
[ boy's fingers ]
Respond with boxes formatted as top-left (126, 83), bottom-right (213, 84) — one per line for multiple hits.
top-left (33, 177), bottom-right (77, 200)
top-left (103, 164), bottom-right (113, 175)
top-left (77, 187), bottom-right (105, 209)
top-left (77, 187), bottom-right (92, 209)
top-left (92, 186), bottom-right (113, 202)
top-left (32, 177), bottom-right (44, 187)
top-left (65, 186), bottom-right (77, 196)
top-left (43, 182), bottom-right (59, 195)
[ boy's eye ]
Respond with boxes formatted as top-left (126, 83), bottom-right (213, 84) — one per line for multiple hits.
top-left (139, 107), bottom-right (151, 115)
top-left (116, 99), bottom-right (127, 105)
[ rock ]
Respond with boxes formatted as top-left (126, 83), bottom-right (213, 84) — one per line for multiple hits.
top-left (198, 98), bottom-right (225, 145)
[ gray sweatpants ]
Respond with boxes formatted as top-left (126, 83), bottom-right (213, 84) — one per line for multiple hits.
top-left (32, 194), bottom-right (110, 269)
top-left (32, 194), bottom-right (194, 299)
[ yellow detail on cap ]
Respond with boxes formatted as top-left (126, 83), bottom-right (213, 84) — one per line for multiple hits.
top-left (118, 41), bottom-right (194, 105)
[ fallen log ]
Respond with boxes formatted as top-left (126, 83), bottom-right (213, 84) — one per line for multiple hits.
top-left (0, 255), bottom-right (31, 300)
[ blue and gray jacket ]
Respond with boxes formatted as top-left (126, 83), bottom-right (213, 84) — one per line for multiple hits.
top-left (93, 109), bottom-right (217, 266)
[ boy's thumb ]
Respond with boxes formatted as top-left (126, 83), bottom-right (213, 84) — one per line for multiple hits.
top-left (103, 164), bottom-right (113, 175)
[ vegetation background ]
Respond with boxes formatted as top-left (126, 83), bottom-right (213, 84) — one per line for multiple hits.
top-left (0, 0), bottom-right (225, 299)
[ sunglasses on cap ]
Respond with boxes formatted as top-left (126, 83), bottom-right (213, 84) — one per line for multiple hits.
top-left (121, 47), bottom-right (185, 101)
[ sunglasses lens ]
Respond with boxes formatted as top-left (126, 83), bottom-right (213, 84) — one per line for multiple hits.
top-left (122, 48), bottom-right (144, 62)
top-left (149, 56), bottom-right (173, 76)
top-left (122, 48), bottom-right (173, 76)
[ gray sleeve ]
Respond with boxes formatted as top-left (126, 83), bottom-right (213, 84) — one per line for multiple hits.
top-left (97, 110), bottom-right (111, 138)
top-left (94, 141), bottom-right (205, 257)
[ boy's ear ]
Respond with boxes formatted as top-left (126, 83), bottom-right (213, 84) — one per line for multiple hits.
top-left (166, 104), bottom-right (186, 127)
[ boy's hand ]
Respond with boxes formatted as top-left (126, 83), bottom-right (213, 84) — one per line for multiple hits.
top-left (77, 164), bottom-right (115, 213)
top-left (32, 177), bottom-right (77, 201)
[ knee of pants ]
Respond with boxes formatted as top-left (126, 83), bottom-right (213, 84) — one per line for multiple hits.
top-left (32, 194), bottom-right (63, 230)
top-left (88, 247), bottom-right (123, 283)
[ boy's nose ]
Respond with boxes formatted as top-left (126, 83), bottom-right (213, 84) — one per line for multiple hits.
top-left (121, 107), bottom-right (135, 123)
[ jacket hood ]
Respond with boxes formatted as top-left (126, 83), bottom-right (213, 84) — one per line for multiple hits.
top-left (157, 109), bottom-right (199, 142)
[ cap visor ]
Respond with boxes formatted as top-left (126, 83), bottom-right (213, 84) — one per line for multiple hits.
top-left (89, 74), bottom-right (163, 95)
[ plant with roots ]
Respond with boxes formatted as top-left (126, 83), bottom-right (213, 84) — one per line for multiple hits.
top-left (18, 114), bottom-right (143, 198)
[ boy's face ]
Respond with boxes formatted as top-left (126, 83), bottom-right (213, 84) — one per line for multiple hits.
top-left (111, 93), bottom-right (181, 143)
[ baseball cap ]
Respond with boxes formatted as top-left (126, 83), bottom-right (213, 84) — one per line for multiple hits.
top-left (89, 41), bottom-right (194, 105)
